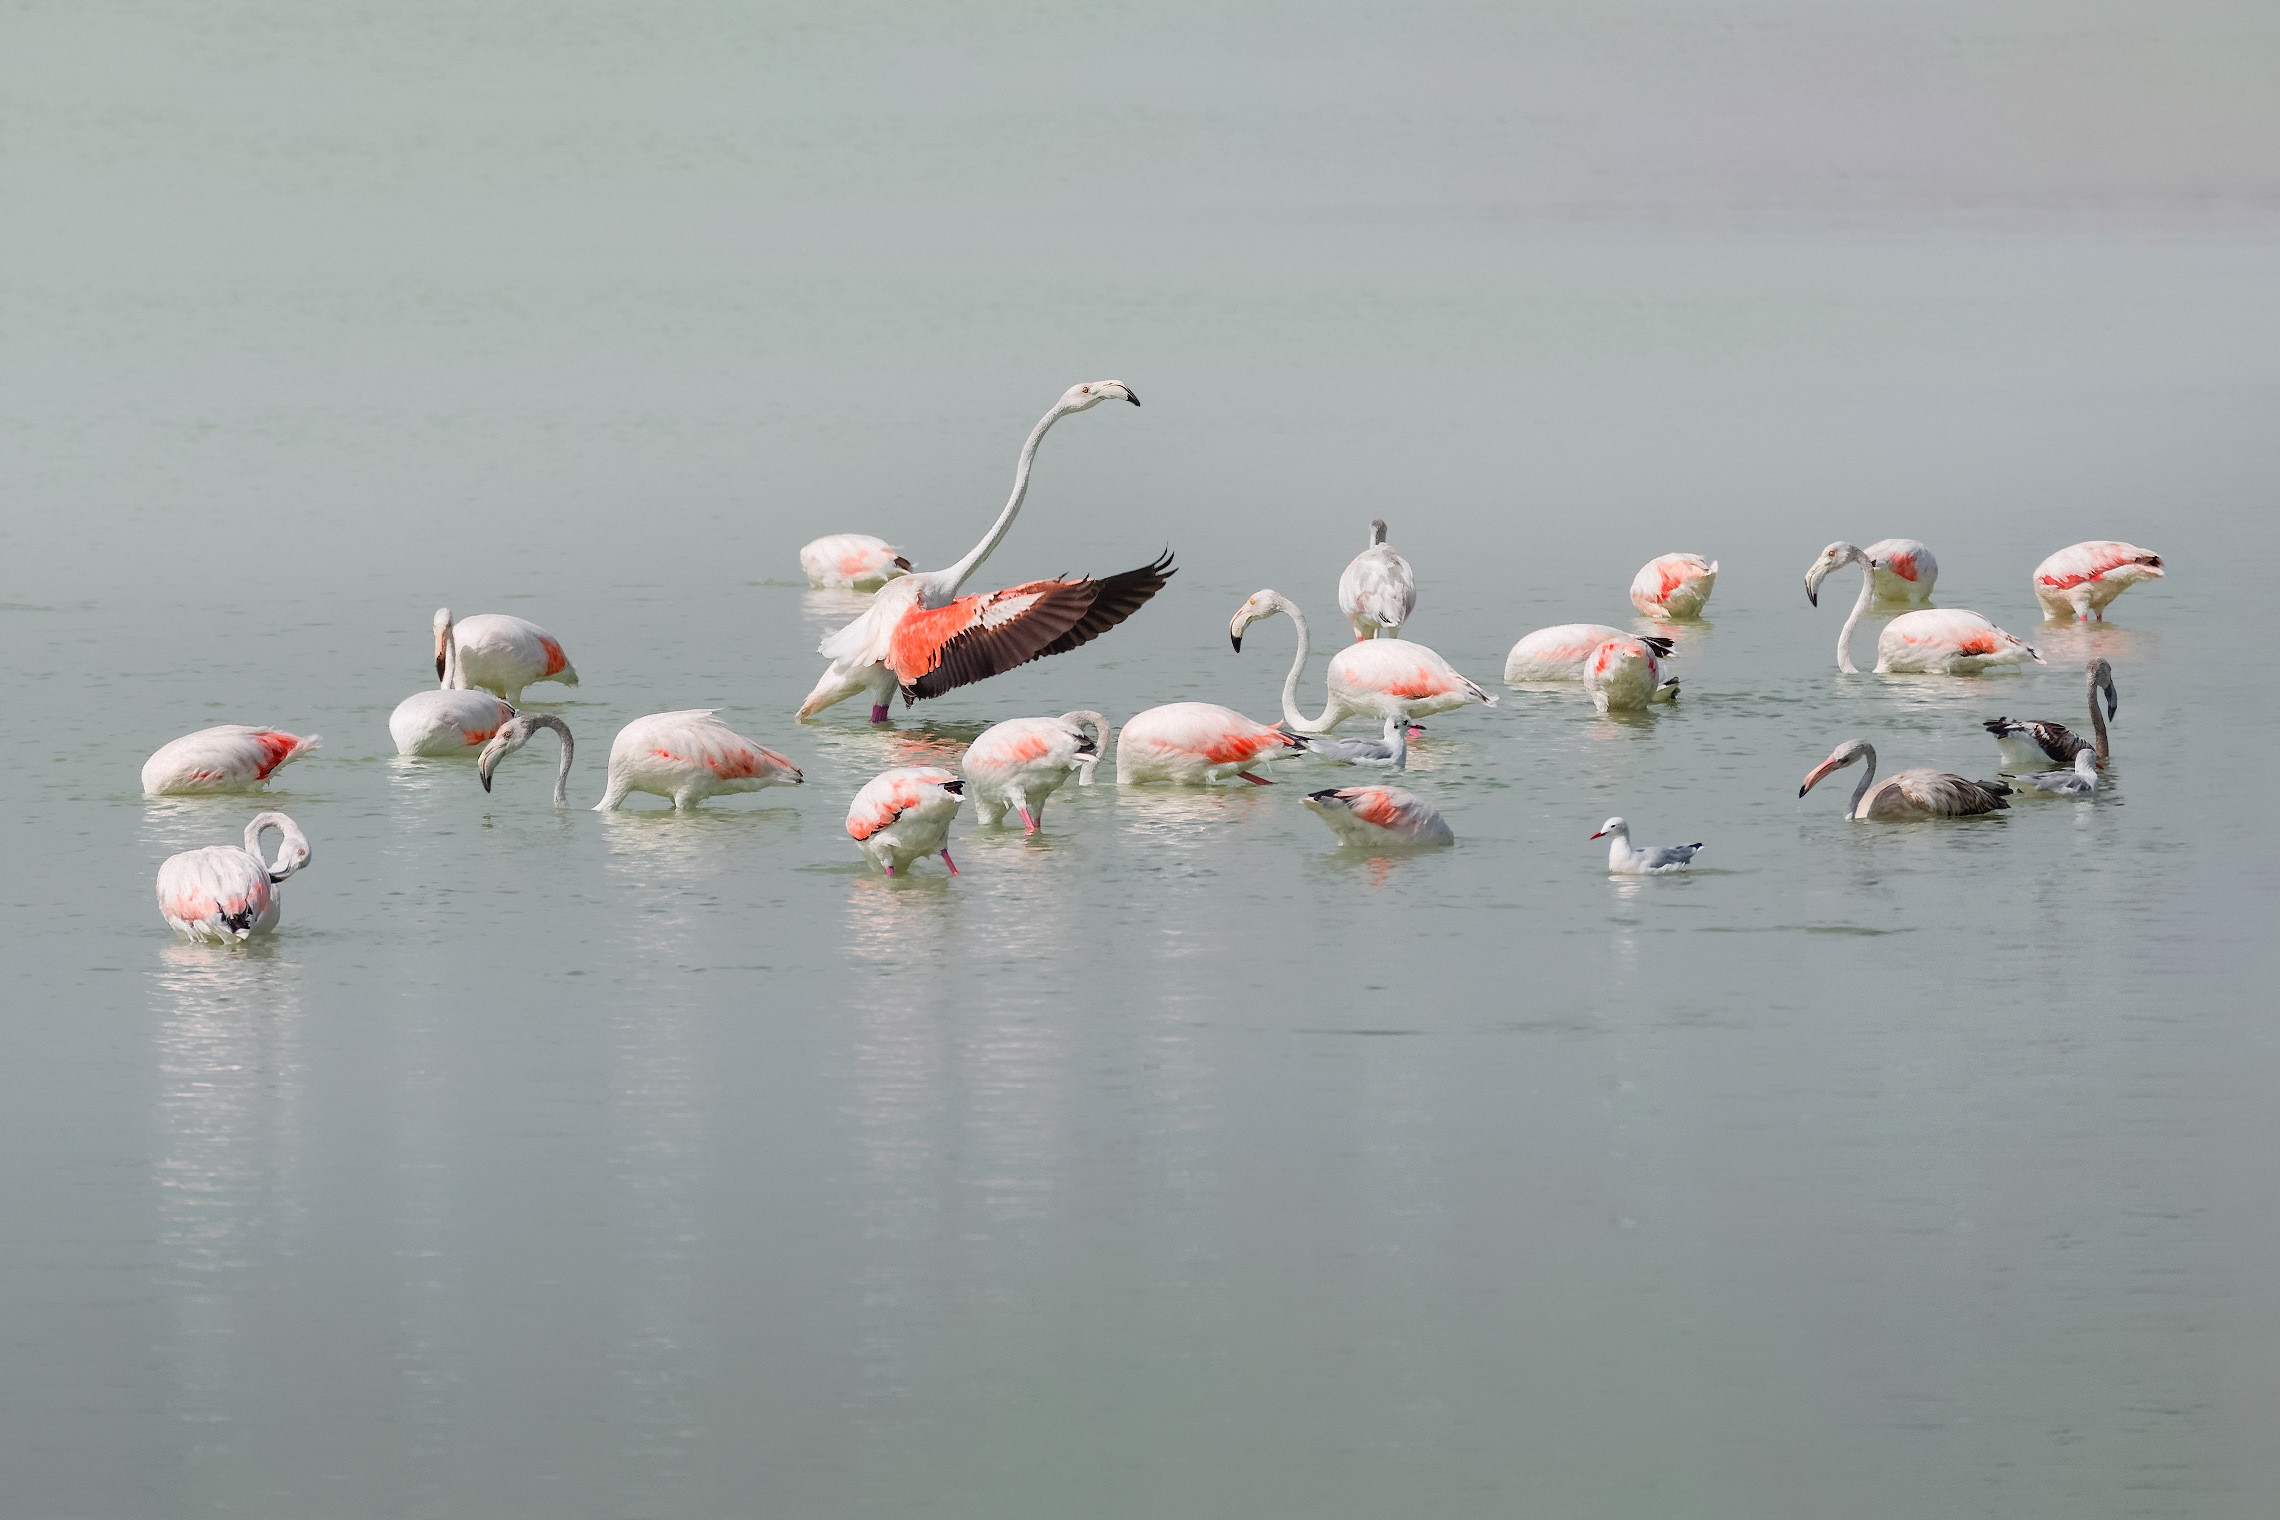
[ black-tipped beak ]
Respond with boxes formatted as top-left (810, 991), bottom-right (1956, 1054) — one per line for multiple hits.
top-left (1125, 390), bottom-right (1141, 406)
top-left (1798, 783), bottom-right (1810, 797)
top-left (1230, 632), bottom-right (1242, 653)
top-left (942, 779), bottom-right (965, 795)
top-left (480, 770), bottom-right (493, 792)
top-left (1806, 587), bottom-right (1818, 608)
top-left (2105, 690), bottom-right (2119, 720)
top-left (436, 655), bottom-right (447, 679)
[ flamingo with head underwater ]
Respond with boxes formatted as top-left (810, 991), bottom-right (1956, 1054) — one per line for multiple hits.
top-left (797, 382), bottom-right (1172, 722)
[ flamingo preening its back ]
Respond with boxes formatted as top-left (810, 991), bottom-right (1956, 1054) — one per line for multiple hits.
top-left (1337, 519), bottom-right (1416, 640)
top-left (1230, 590), bottom-right (1493, 732)
top-left (155, 812), bottom-right (312, 942)
top-left (797, 382), bottom-right (1172, 722)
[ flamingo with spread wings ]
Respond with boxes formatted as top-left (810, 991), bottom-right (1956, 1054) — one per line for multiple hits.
top-left (797, 382), bottom-right (1172, 722)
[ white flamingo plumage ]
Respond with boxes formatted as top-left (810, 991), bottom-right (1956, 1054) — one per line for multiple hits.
top-left (797, 382), bottom-right (1171, 722)
top-left (433, 609), bottom-right (577, 704)
top-left (961, 710), bottom-right (1109, 832)
top-left (1800, 739), bottom-right (2011, 820)
top-left (1302, 785), bottom-right (1453, 845)
top-left (846, 766), bottom-right (967, 875)
top-left (391, 618), bottom-right (517, 756)
top-left (1629, 553), bottom-right (1718, 621)
top-left (1582, 636), bottom-right (1680, 713)
top-left (799, 533), bottom-right (912, 591)
top-left (594, 710), bottom-right (802, 811)
top-left (155, 811), bottom-right (312, 942)
top-left (1114, 703), bottom-right (1304, 785)
top-left (1337, 519), bottom-right (1416, 640)
top-left (141, 726), bottom-right (322, 796)
top-left (477, 713), bottom-right (576, 806)
top-left (1807, 545), bottom-right (2039, 674)
top-left (1861, 538), bottom-right (1938, 602)
top-left (1230, 590), bottom-right (1493, 732)
top-left (2032, 541), bottom-right (2165, 621)
top-left (1504, 624), bottom-right (1673, 683)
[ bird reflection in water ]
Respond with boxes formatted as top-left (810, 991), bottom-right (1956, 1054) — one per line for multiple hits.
top-left (148, 941), bottom-right (307, 1431)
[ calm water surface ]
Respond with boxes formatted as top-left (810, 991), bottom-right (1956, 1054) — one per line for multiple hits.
top-left (5, 4), bottom-right (2279, 1517)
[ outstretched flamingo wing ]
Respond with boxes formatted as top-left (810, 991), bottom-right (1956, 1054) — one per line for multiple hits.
top-left (900, 552), bottom-right (1175, 702)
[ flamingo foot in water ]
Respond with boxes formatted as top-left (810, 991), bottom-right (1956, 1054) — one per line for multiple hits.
top-left (1018, 805), bottom-right (1037, 833)
top-left (870, 704), bottom-right (891, 723)
top-left (883, 864), bottom-right (894, 876)
top-left (940, 849), bottom-right (959, 876)
top-left (1237, 771), bottom-right (1274, 786)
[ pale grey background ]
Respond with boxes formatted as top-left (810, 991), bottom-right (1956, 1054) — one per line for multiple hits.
top-left (3, 3), bottom-right (2276, 1516)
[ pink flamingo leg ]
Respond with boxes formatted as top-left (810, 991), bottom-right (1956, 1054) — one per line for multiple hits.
top-left (883, 864), bottom-right (895, 876)
top-left (1236, 771), bottom-right (1274, 786)
top-left (940, 849), bottom-right (959, 876)
top-left (870, 704), bottom-right (891, 723)
top-left (1018, 804), bottom-right (1037, 833)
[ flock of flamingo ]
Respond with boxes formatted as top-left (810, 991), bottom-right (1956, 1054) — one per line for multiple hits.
top-left (145, 380), bottom-right (2166, 940)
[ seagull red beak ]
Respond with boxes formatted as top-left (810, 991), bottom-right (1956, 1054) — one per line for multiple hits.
top-left (1589, 829), bottom-right (1607, 840)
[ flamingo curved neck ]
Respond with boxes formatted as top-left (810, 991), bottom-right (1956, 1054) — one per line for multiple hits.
top-left (2087, 671), bottom-right (2110, 761)
top-left (530, 715), bottom-right (574, 805)
top-left (938, 401), bottom-right (1075, 594)
top-left (1836, 553), bottom-right (1875, 674)
top-left (1267, 593), bottom-right (1337, 732)
top-left (440, 620), bottom-right (464, 690)
top-left (1846, 745), bottom-right (1878, 819)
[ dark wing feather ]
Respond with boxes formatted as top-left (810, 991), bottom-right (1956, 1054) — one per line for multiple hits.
top-left (1030, 551), bottom-right (1175, 663)
top-left (905, 553), bottom-right (1175, 703)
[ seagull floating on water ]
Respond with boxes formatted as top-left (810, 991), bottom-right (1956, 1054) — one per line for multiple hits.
top-left (1590, 817), bottom-right (1703, 874)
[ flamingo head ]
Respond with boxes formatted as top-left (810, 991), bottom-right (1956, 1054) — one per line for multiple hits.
top-left (1059, 380), bottom-right (1139, 413)
top-left (1228, 591), bottom-right (1285, 652)
top-left (1590, 817), bottom-right (1627, 841)
top-left (1800, 739), bottom-right (1871, 796)
top-left (432, 607), bottom-right (453, 679)
top-left (1802, 543), bottom-right (1864, 607)
top-left (477, 713), bottom-right (538, 792)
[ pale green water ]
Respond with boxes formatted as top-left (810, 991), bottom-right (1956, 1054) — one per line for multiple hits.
top-left (5, 5), bottom-right (2280, 1517)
